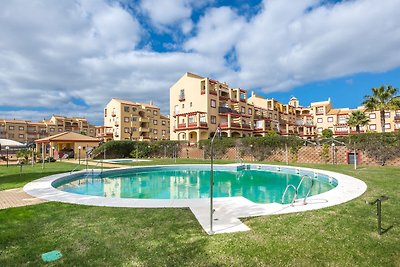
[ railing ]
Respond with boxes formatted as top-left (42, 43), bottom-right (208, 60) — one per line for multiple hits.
top-left (281, 175), bottom-right (314, 206)
top-left (394, 115), bottom-right (400, 121)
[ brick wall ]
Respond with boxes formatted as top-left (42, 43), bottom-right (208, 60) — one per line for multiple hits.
top-left (177, 145), bottom-right (400, 166)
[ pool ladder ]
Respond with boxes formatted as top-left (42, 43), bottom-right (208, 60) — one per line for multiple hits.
top-left (281, 175), bottom-right (315, 206)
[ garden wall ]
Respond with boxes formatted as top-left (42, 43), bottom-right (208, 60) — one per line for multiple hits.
top-left (177, 145), bottom-right (400, 166)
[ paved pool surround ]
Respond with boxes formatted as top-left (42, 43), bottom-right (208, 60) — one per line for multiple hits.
top-left (24, 164), bottom-right (367, 234)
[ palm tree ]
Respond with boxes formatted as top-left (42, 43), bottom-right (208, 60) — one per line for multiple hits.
top-left (347, 111), bottom-right (370, 133)
top-left (362, 85), bottom-right (400, 133)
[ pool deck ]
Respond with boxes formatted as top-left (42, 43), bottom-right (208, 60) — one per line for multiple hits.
top-left (23, 164), bottom-right (367, 235)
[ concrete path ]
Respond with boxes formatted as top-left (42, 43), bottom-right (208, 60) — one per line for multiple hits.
top-left (64, 159), bottom-right (128, 169)
top-left (0, 188), bottom-right (47, 209)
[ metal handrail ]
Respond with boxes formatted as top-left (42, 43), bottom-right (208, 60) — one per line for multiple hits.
top-left (281, 184), bottom-right (298, 205)
top-left (281, 175), bottom-right (315, 206)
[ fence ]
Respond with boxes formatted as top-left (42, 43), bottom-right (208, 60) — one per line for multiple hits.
top-left (177, 144), bottom-right (400, 166)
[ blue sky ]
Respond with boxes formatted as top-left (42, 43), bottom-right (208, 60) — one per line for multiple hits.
top-left (1, 0), bottom-right (400, 125)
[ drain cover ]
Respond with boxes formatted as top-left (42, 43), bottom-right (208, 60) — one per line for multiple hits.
top-left (41, 250), bottom-right (63, 262)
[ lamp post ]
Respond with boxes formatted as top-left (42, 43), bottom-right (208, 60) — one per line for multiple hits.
top-left (51, 146), bottom-right (55, 161)
top-left (5, 146), bottom-right (9, 167)
top-left (209, 126), bottom-right (221, 235)
top-left (165, 145), bottom-right (168, 158)
top-left (331, 142), bottom-right (335, 165)
top-left (78, 145), bottom-right (82, 165)
top-left (250, 144), bottom-right (253, 162)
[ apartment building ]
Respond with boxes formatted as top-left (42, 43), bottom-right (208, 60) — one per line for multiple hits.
top-left (0, 116), bottom-right (96, 144)
top-left (103, 98), bottom-right (170, 141)
top-left (170, 72), bottom-right (400, 141)
top-left (311, 98), bottom-right (400, 135)
top-left (170, 72), bottom-right (255, 143)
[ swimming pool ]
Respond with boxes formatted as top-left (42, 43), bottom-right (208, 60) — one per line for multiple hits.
top-left (24, 164), bottom-right (367, 234)
top-left (54, 166), bottom-right (336, 204)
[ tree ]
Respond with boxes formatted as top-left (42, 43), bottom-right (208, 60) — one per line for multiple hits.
top-left (321, 129), bottom-right (333, 138)
top-left (347, 111), bottom-right (370, 133)
top-left (363, 85), bottom-right (400, 133)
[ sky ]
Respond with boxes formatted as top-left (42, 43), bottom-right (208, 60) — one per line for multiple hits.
top-left (1, 0), bottom-right (400, 125)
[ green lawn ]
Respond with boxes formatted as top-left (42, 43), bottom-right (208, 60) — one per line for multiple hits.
top-left (0, 162), bottom-right (399, 266)
top-left (0, 162), bottom-right (88, 190)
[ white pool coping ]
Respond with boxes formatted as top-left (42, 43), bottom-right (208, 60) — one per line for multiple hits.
top-left (23, 164), bottom-right (367, 235)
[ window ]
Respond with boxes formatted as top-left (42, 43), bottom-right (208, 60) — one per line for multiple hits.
top-left (210, 99), bottom-right (216, 108)
top-left (124, 127), bottom-right (129, 133)
top-left (317, 118), bottom-right (323, 123)
top-left (162, 130), bottom-right (166, 135)
top-left (124, 106), bottom-right (129, 112)
top-left (19, 126), bottom-right (24, 130)
top-left (317, 127), bottom-right (323, 133)
top-left (153, 120), bottom-right (158, 125)
top-left (248, 108), bottom-right (253, 115)
top-left (19, 134), bottom-right (24, 138)
top-left (132, 107), bottom-right (137, 112)
top-left (174, 105), bottom-right (180, 115)
top-left (370, 124), bottom-right (376, 130)
top-left (369, 113), bottom-right (376, 119)
top-left (9, 126), bottom-right (14, 130)
top-left (50, 128), bottom-right (55, 132)
top-left (58, 128), bottom-right (63, 132)
top-left (104, 108), bottom-right (107, 117)
top-left (316, 107), bottom-right (324, 114)
top-left (336, 126), bottom-right (348, 132)
top-left (274, 114), bottom-right (277, 120)
top-left (395, 123), bottom-right (400, 129)
top-left (182, 104), bottom-right (184, 109)
top-left (385, 112), bottom-right (391, 118)
top-left (124, 117), bottom-right (129, 123)
top-left (327, 117), bottom-right (333, 122)
top-left (153, 129), bottom-right (158, 134)
top-left (153, 110), bottom-right (157, 115)
top-left (179, 89), bottom-right (185, 100)
top-left (211, 116), bottom-right (217, 124)
top-left (269, 113), bottom-right (272, 119)
top-left (162, 120), bottom-right (166, 125)
top-left (132, 127), bottom-right (137, 132)
top-left (385, 123), bottom-right (391, 129)
top-left (190, 102), bottom-right (192, 107)
top-left (241, 107), bottom-right (245, 114)
top-left (338, 115), bottom-right (348, 124)
top-left (90, 129), bottom-right (94, 133)
top-left (132, 117), bottom-right (137, 121)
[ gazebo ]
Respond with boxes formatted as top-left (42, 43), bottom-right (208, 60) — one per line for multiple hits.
top-left (35, 132), bottom-right (100, 160)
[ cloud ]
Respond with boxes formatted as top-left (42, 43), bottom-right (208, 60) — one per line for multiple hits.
top-left (1, 0), bottom-right (400, 126)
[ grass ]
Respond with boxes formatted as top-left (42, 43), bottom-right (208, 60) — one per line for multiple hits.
top-left (0, 161), bottom-right (399, 266)
top-left (0, 162), bottom-right (90, 190)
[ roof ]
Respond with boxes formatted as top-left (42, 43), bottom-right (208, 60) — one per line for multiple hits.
top-left (160, 115), bottom-right (170, 120)
top-left (1, 119), bottom-right (30, 124)
top-left (112, 98), bottom-right (160, 109)
top-left (35, 132), bottom-right (100, 143)
top-left (0, 139), bottom-right (25, 146)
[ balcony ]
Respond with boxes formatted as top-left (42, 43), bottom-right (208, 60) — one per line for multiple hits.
top-left (210, 89), bottom-right (217, 95)
top-left (139, 127), bottom-right (149, 132)
top-left (231, 123), bottom-right (241, 128)
top-left (139, 117), bottom-right (149, 123)
top-left (242, 124), bottom-right (251, 129)
top-left (114, 122), bottom-right (119, 127)
top-left (219, 95), bottom-right (230, 101)
top-left (394, 115), bottom-right (400, 121)
top-left (179, 94), bottom-right (185, 101)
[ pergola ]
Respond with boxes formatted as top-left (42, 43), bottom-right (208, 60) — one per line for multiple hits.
top-left (35, 132), bottom-right (100, 159)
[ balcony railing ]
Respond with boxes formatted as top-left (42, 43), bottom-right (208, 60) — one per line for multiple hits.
top-left (219, 95), bottom-right (230, 101)
top-left (179, 95), bottom-right (185, 101)
top-left (394, 115), bottom-right (400, 121)
top-left (218, 106), bottom-right (239, 114)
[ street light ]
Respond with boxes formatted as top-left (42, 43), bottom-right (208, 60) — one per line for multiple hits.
top-left (78, 145), bottom-right (82, 165)
top-left (52, 146), bottom-right (55, 161)
top-left (5, 146), bottom-right (9, 167)
top-left (331, 142), bottom-right (336, 165)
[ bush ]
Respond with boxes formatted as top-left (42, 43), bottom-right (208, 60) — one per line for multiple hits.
top-left (92, 141), bottom-right (135, 159)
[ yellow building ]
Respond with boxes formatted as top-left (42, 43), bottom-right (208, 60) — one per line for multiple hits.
top-left (103, 98), bottom-right (170, 141)
top-left (0, 116), bottom-right (96, 144)
top-left (170, 72), bottom-right (400, 141)
top-left (311, 98), bottom-right (400, 136)
top-left (170, 72), bottom-right (254, 144)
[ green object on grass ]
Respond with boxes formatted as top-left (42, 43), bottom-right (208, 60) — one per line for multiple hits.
top-left (41, 250), bottom-right (62, 262)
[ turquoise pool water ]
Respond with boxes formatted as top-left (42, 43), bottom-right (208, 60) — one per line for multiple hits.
top-left (56, 168), bottom-right (335, 204)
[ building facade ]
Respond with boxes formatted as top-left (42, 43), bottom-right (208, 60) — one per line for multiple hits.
top-left (170, 72), bottom-right (400, 142)
top-left (103, 98), bottom-right (170, 141)
top-left (0, 116), bottom-right (96, 144)
top-left (170, 72), bottom-right (255, 144)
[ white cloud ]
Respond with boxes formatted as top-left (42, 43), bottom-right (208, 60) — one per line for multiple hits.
top-left (140, 0), bottom-right (192, 30)
top-left (1, 0), bottom-right (400, 125)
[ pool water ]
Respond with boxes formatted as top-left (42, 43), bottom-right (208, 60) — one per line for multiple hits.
top-left (57, 169), bottom-right (335, 204)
